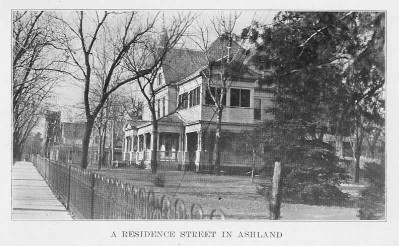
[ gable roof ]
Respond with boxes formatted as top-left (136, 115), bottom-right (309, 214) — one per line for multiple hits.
top-left (207, 36), bottom-right (243, 62)
top-left (158, 114), bottom-right (183, 124)
top-left (162, 48), bottom-right (207, 83)
top-left (162, 37), bottom-right (262, 85)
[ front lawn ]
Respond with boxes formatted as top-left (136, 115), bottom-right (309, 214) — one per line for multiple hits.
top-left (94, 167), bottom-right (358, 220)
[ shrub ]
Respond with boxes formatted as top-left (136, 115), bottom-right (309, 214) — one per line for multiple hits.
top-left (299, 184), bottom-right (349, 206)
top-left (358, 161), bottom-right (385, 220)
top-left (256, 140), bottom-right (350, 206)
top-left (152, 173), bottom-right (166, 187)
top-left (137, 160), bottom-right (146, 169)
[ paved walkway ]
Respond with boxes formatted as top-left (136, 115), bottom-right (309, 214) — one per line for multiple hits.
top-left (12, 161), bottom-right (73, 220)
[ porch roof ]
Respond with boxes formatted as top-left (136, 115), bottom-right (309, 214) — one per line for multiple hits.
top-left (136, 114), bottom-right (184, 135)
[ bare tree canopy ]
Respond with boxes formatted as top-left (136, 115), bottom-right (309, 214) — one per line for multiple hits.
top-left (124, 12), bottom-right (196, 173)
top-left (12, 11), bottom-right (61, 160)
top-left (191, 12), bottom-right (248, 175)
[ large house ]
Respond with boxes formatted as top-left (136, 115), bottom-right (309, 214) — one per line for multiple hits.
top-left (123, 37), bottom-right (275, 172)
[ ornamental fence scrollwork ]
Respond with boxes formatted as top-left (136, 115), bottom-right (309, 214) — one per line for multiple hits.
top-left (31, 155), bottom-right (225, 220)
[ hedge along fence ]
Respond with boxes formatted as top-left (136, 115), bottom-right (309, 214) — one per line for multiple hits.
top-left (32, 155), bottom-right (225, 220)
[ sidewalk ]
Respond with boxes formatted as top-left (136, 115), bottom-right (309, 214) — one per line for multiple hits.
top-left (12, 161), bottom-right (73, 220)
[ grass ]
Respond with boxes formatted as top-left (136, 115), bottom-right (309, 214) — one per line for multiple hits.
top-left (94, 167), bottom-right (359, 220)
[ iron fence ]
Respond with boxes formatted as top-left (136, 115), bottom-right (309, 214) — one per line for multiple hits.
top-left (32, 155), bottom-right (225, 220)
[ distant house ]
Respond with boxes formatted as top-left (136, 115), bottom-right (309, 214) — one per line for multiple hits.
top-left (45, 119), bottom-right (124, 166)
top-left (123, 38), bottom-right (274, 172)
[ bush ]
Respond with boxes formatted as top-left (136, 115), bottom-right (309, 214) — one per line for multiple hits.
top-left (137, 160), bottom-right (146, 169)
top-left (299, 184), bottom-right (349, 206)
top-left (358, 161), bottom-right (385, 220)
top-left (256, 140), bottom-right (350, 206)
top-left (152, 173), bottom-right (166, 187)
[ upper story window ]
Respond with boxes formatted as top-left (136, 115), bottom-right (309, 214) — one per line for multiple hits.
top-left (157, 98), bottom-right (161, 118)
top-left (179, 86), bottom-right (200, 109)
top-left (189, 87), bottom-right (200, 107)
top-left (178, 92), bottom-right (188, 109)
top-left (162, 97), bottom-right (165, 117)
top-left (254, 98), bottom-right (261, 120)
top-left (156, 96), bottom-right (166, 118)
top-left (230, 88), bottom-right (250, 107)
top-left (205, 86), bottom-right (226, 106)
top-left (157, 73), bottom-right (163, 86)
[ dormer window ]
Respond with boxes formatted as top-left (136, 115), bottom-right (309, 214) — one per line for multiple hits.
top-left (230, 88), bottom-right (250, 108)
top-left (158, 73), bottom-right (163, 86)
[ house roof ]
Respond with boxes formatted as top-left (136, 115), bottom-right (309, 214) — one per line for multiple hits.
top-left (162, 48), bottom-right (208, 83)
top-left (158, 114), bottom-right (183, 124)
top-left (161, 37), bottom-right (256, 84)
top-left (207, 36), bottom-right (243, 62)
top-left (133, 114), bottom-right (184, 130)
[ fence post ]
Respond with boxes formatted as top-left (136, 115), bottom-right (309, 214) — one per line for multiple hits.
top-left (269, 160), bottom-right (282, 220)
top-left (66, 165), bottom-right (72, 210)
top-left (90, 172), bottom-right (95, 219)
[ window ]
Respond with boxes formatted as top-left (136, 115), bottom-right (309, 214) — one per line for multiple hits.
top-left (195, 87), bottom-right (200, 106)
top-left (162, 97), bottom-right (165, 117)
top-left (189, 90), bottom-right (194, 107)
top-left (139, 135), bottom-right (144, 151)
top-left (254, 98), bottom-right (261, 120)
top-left (157, 73), bottom-right (163, 86)
top-left (145, 133), bottom-right (151, 150)
top-left (157, 99), bottom-right (161, 118)
top-left (205, 87), bottom-right (226, 106)
top-left (230, 88), bottom-right (250, 107)
top-left (179, 92), bottom-right (189, 109)
top-left (126, 137), bottom-right (132, 152)
top-left (133, 136), bottom-right (137, 151)
top-left (188, 87), bottom-right (200, 107)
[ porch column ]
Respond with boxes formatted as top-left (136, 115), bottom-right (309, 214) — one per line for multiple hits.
top-left (195, 131), bottom-right (202, 171)
top-left (135, 135), bottom-right (140, 164)
top-left (197, 131), bottom-right (202, 151)
top-left (178, 133), bottom-right (183, 170)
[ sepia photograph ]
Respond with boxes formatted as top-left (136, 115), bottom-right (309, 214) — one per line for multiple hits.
top-left (11, 9), bottom-right (386, 221)
top-left (3, 2), bottom-right (397, 245)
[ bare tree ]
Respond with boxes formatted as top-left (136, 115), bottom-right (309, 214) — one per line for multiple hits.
top-left (124, 13), bottom-right (196, 173)
top-left (12, 11), bottom-right (61, 161)
top-left (118, 91), bottom-right (144, 121)
top-left (191, 12), bottom-right (247, 175)
top-left (55, 11), bottom-right (159, 169)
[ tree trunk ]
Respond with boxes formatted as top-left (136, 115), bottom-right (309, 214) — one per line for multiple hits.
top-left (353, 122), bottom-right (364, 183)
top-left (151, 116), bottom-right (158, 174)
top-left (97, 126), bottom-right (103, 170)
top-left (336, 135), bottom-right (343, 158)
top-left (13, 140), bottom-right (23, 161)
top-left (81, 118), bottom-right (95, 169)
top-left (269, 161), bottom-right (282, 220)
top-left (110, 119), bottom-right (114, 166)
top-left (212, 109), bottom-right (223, 176)
top-left (101, 123), bottom-right (107, 167)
